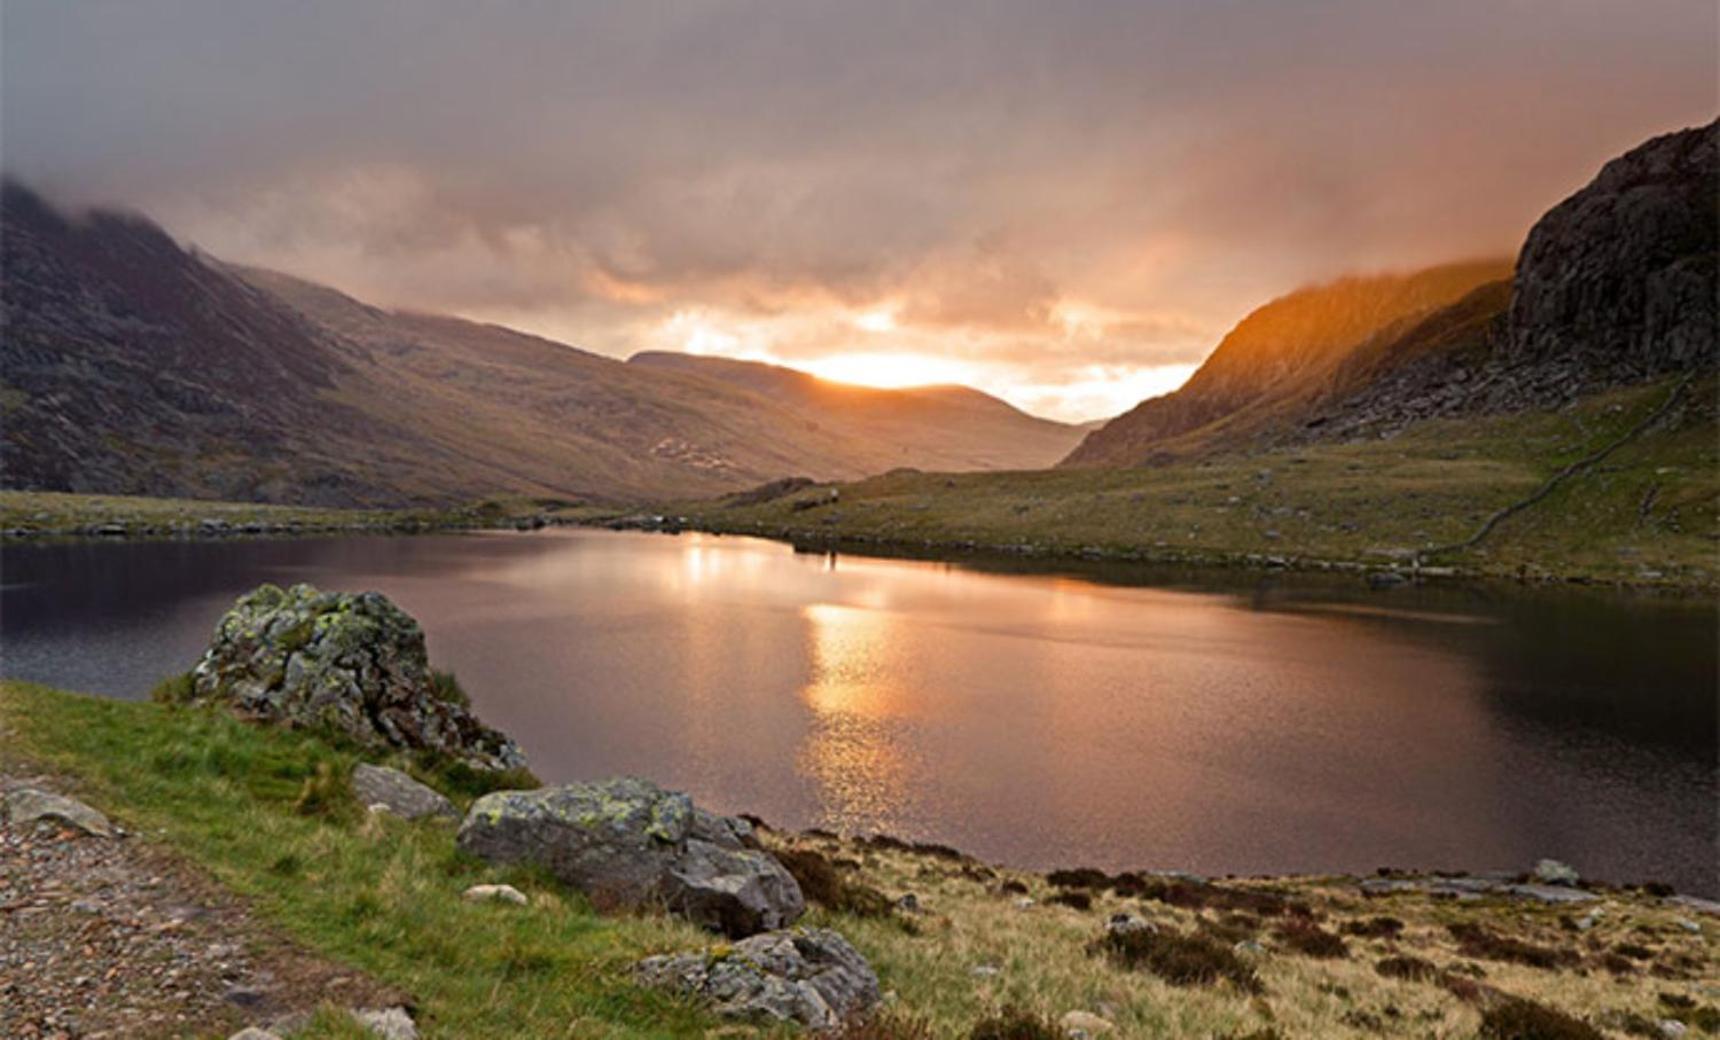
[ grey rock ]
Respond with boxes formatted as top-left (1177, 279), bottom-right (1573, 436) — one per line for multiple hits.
top-left (462, 883), bottom-right (528, 906)
top-left (184, 583), bottom-right (524, 771)
top-left (635, 927), bottom-right (880, 1031)
top-left (1660, 1021), bottom-right (1689, 1039)
top-left (1060, 1010), bottom-right (1115, 1038)
top-left (227, 1029), bottom-right (281, 1040)
top-left (351, 764), bottom-right (455, 821)
top-left (458, 776), bottom-right (803, 937)
top-left (1532, 858), bottom-right (1580, 886)
top-left (1106, 913), bottom-right (1153, 937)
top-left (352, 1006), bottom-right (418, 1040)
top-left (2, 789), bottom-right (114, 837)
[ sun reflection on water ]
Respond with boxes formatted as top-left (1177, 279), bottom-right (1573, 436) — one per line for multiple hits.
top-left (796, 602), bottom-right (918, 834)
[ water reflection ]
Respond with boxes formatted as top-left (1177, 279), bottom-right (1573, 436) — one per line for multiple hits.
top-left (1, 529), bottom-right (1713, 894)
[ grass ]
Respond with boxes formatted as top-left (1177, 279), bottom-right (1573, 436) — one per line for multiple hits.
top-left (3, 680), bottom-right (1716, 1038)
top-left (667, 377), bottom-right (1719, 589)
top-left (0, 490), bottom-right (607, 542)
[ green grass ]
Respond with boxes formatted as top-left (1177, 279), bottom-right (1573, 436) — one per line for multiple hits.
top-left (0, 681), bottom-right (727, 1039)
top-left (672, 377), bottom-right (1719, 588)
top-left (0, 490), bottom-right (608, 542)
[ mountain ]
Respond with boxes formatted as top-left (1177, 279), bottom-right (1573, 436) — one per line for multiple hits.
top-left (0, 183), bottom-right (1083, 506)
top-left (628, 351), bottom-right (1085, 472)
top-left (1061, 260), bottom-right (1513, 466)
top-left (1064, 118), bottom-right (1718, 467)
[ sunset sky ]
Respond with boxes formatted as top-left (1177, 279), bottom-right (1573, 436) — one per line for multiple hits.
top-left (4, 1), bottom-right (1714, 421)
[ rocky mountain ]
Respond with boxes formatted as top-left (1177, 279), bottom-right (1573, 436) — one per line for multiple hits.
top-left (1, 183), bottom-right (1083, 506)
top-left (629, 351), bottom-right (1086, 472)
top-left (1062, 260), bottom-right (1512, 466)
top-left (1065, 119), bottom-right (1718, 466)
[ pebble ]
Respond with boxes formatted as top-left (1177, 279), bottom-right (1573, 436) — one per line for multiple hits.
top-left (1060, 1010), bottom-right (1115, 1038)
top-left (462, 883), bottom-right (528, 906)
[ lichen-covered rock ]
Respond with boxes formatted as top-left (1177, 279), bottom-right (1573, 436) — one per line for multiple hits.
top-left (634, 928), bottom-right (880, 1030)
top-left (457, 777), bottom-right (803, 937)
top-left (186, 583), bottom-right (523, 771)
top-left (351, 764), bottom-right (456, 820)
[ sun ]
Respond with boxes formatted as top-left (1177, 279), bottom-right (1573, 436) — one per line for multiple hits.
top-left (797, 351), bottom-right (983, 390)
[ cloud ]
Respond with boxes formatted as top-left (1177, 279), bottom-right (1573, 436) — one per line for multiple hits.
top-left (3, 0), bottom-right (1714, 420)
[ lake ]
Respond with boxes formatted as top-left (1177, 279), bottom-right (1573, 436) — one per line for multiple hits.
top-left (2, 528), bottom-right (1714, 894)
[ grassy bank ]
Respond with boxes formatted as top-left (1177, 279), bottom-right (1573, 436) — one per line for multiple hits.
top-left (3, 681), bottom-right (1714, 1039)
top-left (0, 490), bottom-right (603, 542)
top-left (669, 378), bottom-right (1719, 589)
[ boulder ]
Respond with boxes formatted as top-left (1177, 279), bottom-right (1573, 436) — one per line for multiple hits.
top-left (1532, 858), bottom-right (1580, 886)
top-left (2, 789), bottom-right (114, 837)
top-left (352, 764), bottom-right (456, 821)
top-left (458, 777), bottom-right (803, 937)
top-left (634, 928), bottom-right (880, 1031)
top-left (184, 583), bottom-right (523, 771)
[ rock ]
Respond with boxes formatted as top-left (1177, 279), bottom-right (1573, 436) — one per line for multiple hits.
top-left (351, 764), bottom-right (456, 821)
top-left (1233, 940), bottom-right (1267, 957)
top-left (1509, 120), bottom-right (1717, 379)
top-left (970, 964), bottom-right (1001, 978)
top-left (1013, 896), bottom-right (1036, 910)
top-left (462, 884), bottom-right (528, 906)
top-left (896, 893), bottom-right (920, 913)
top-left (635, 927), bottom-right (880, 1031)
top-left (1106, 912), bottom-right (1153, 937)
top-left (184, 583), bottom-right (524, 771)
top-left (227, 1030), bottom-right (281, 1040)
top-left (1532, 859), bottom-right (1580, 886)
top-left (352, 1006), bottom-right (418, 1040)
top-left (1660, 1021), bottom-right (1689, 1039)
top-left (1060, 1010), bottom-right (1115, 1038)
top-left (1675, 917), bottom-right (1702, 933)
top-left (1669, 895), bottom-right (1720, 917)
top-left (458, 777), bottom-right (803, 937)
top-left (2, 789), bottom-right (115, 837)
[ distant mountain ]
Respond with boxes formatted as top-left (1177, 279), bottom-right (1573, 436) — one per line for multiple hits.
top-left (0, 183), bottom-right (1085, 506)
top-left (1062, 260), bottom-right (1512, 466)
top-left (1065, 118), bottom-right (1718, 467)
top-left (629, 351), bottom-right (1086, 472)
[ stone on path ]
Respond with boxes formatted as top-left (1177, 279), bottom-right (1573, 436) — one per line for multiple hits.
top-left (2, 789), bottom-right (114, 837)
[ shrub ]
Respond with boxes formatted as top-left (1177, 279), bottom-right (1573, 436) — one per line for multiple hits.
top-left (968, 1006), bottom-right (1061, 1040)
top-left (775, 847), bottom-right (893, 917)
top-left (420, 753), bottom-right (540, 799)
top-left (1094, 927), bottom-right (1261, 992)
top-left (1448, 923), bottom-right (1578, 970)
top-left (1478, 998), bottom-right (1604, 1040)
top-left (1047, 867), bottom-right (1112, 890)
top-left (1047, 890), bottom-right (1092, 912)
top-left (1275, 918), bottom-right (1348, 958)
top-left (428, 669), bottom-right (470, 708)
top-left (828, 1012), bottom-right (937, 1039)
top-left (292, 760), bottom-right (351, 818)
top-left (1342, 915), bottom-right (1405, 938)
top-left (148, 671), bottom-right (196, 705)
top-left (1375, 955), bottom-right (1439, 982)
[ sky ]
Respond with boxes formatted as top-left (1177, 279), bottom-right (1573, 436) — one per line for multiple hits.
top-left (3, 2), bottom-right (1714, 422)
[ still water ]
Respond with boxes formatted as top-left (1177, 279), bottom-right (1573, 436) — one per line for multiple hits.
top-left (2, 529), bottom-right (1714, 893)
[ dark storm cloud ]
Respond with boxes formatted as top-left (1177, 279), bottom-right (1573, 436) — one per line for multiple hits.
top-left (3, 0), bottom-right (1714, 418)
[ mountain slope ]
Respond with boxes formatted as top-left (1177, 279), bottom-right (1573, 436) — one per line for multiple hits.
top-left (628, 351), bottom-right (1086, 471)
top-left (1062, 260), bottom-right (1513, 466)
top-left (1066, 118), bottom-right (1718, 468)
top-left (1, 183), bottom-right (1087, 506)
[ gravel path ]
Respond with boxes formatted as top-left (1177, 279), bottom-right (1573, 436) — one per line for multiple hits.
top-left (0, 774), bottom-right (405, 1039)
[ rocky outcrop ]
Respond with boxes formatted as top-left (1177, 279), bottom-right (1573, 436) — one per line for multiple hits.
top-left (181, 583), bottom-right (524, 772)
top-left (634, 927), bottom-right (880, 1030)
top-left (351, 764), bottom-right (456, 821)
top-left (456, 777), bottom-right (804, 937)
top-left (1508, 120), bottom-right (1717, 379)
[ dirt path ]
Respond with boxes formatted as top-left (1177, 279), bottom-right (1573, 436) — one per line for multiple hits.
top-left (0, 774), bottom-right (406, 1040)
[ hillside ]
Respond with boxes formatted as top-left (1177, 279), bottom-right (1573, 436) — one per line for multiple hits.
top-left (1062, 260), bottom-right (1513, 466)
top-left (630, 350), bottom-right (1086, 471)
top-left (1068, 118), bottom-right (1718, 467)
top-left (0, 183), bottom-right (1086, 506)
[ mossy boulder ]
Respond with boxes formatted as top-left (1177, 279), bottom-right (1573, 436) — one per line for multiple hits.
top-left (458, 777), bottom-right (804, 937)
top-left (634, 927), bottom-right (879, 1030)
top-left (184, 583), bottom-right (524, 771)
